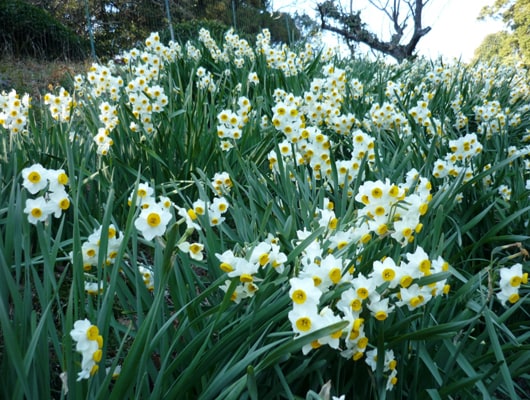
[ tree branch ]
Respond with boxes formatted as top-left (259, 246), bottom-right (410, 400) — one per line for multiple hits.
top-left (318, 0), bottom-right (431, 62)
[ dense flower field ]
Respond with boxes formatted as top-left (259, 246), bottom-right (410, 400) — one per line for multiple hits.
top-left (1, 29), bottom-right (529, 399)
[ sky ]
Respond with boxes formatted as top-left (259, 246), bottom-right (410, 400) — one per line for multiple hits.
top-left (271, 0), bottom-right (505, 62)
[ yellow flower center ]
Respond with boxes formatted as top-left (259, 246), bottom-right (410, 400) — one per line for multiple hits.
top-left (28, 171), bottom-right (41, 183)
top-left (240, 274), bottom-right (253, 283)
top-left (361, 233), bottom-right (371, 244)
top-left (400, 276), bottom-right (413, 288)
top-left (510, 276), bottom-right (522, 287)
top-left (330, 329), bottom-right (343, 339)
top-left (357, 337), bottom-right (369, 349)
top-left (337, 241), bottom-right (348, 250)
top-left (374, 206), bottom-right (386, 216)
top-left (350, 299), bottom-right (362, 311)
top-left (220, 262), bottom-right (233, 273)
top-left (291, 289), bottom-right (307, 304)
top-left (189, 243), bottom-right (202, 254)
top-left (31, 208), bottom-right (43, 218)
top-left (402, 227), bottom-right (413, 237)
top-left (371, 187), bottom-right (383, 198)
top-left (376, 224), bottom-right (388, 235)
top-left (382, 268), bottom-right (395, 281)
top-left (86, 325), bottom-right (99, 341)
top-left (357, 287), bottom-right (369, 299)
top-left (147, 213), bottom-right (161, 227)
top-left (329, 267), bottom-right (341, 284)
top-left (353, 351), bottom-right (364, 361)
top-left (295, 317), bottom-right (311, 332)
top-left (187, 209), bottom-right (197, 220)
top-left (374, 311), bottom-right (387, 321)
top-left (258, 253), bottom-right (270, 266)
top-left (419, 259), bottom-right (431, 274)
top-left (59, 198), bottom-right (70, 210)
top-left (409, 296), bottom-right (421, 307)
top-left (58, 172), bottom-right (69, 185)
top-left (389, 185), bottom-right (399, 197)
top-left (93, 349), bottom-right (102, 362)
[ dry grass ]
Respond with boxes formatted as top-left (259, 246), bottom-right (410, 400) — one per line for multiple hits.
top-left (0, 55), bottom-right (90, 99)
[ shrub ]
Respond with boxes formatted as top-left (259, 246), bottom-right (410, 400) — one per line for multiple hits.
top-left (0, 0), bottom-right (88, 60)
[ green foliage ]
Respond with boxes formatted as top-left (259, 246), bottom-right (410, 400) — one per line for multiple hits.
top-left (476, 0), bottom-right (530, 65)
top-left (23, 0), bottom-right (299, 59)
top-left (0, 0), bottom-right (88, 60)
top-left (0, 27), bottom-right (529, 400)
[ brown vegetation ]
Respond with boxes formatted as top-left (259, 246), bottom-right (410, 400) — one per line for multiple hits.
top-left (0, 56), bottom-right (89, 99)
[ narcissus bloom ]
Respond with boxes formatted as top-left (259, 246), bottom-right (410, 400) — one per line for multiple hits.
top-left (134, 203), bottom-right (172, 240)
top-left (289, 277), bottom-right (322, 306)
top-left (22, 163), bottom-right (49, 194)
top-left (70, 319), bottom-right (104, 380)
top-left (24, 196), bottom-right (50, 224)
top-left (497, 263), bottom-right (528, 304)
top-left (178, 241), bottom-right (204, 261)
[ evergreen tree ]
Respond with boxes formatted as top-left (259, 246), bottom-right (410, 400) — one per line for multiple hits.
top-left (475, 0), bottom-right (530, 65)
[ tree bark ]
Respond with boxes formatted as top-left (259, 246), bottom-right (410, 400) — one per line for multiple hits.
top-left (318, 0), bottom-right (431, 62)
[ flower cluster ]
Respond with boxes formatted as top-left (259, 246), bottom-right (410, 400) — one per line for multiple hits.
top-left (287, 223), bottom-right (450, 363)
top-left (355, 172), bottom-right (432, 246)
top-left (217, 236), bottom-right (288, 303)
top-left (196, 66), bottom-right (217, 92)
top-left (79, 63), bottom-right (124, 100)
top-left (0, 89), bottom-right (30, 136)
top-left (44, 87), bottom-right (74, 123)
top-left (130, 183), bottom-right (174, 241)
top-left (216, 96), bottom-right (252, 150)
top-left (432, 133), bottom-right (483, 183)
top-left (368, 101), bottom-right (409, 135)
top-left (21, 163), bottom-right (70, 224)
top-left (496, 263), bottom-right (528, 305)
top-left (77, 224), bottom-right (123, 271)
top-left (179, 195), bottom-right (230, 230)
top-left (125, 79), bottom-right (168, 136)
top-left (365, 349), bottom-right (398, 391)
top-left (211, 171), bottom-right (233, 195)
top-left (199, 28), bottom-right (254, 66)
top-left (138, 264), bottom-right (155, 291)
top-left (256, 29), bottom-right (318, 76)
top-left (70, 319), bottom-right (104, 380)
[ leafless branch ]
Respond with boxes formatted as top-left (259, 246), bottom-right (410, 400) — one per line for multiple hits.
top-left (318, 0), bottom-right (431, 62)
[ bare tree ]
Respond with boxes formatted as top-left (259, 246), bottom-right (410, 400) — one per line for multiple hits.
top-left (317, 0), bottom-right (432, 62)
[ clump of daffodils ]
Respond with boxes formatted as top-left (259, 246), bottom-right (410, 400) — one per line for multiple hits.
top-left (0, 89), bottom-right (31, 136)
top-left (365, 349), bottom-right (399, 391)
top-left (70, 319), bottom-right (104, 380)
top-left (21, 163), bottom-right (70, 224)
top-left (432, 133), bottom-right (483, 183)
top-left (76, 224), bottom-right (123, 272)
top-left (496, 263), bottom-right (528, 305)
top-left (216, 96), bottom-right (252, 151)
top-left (44, 87), bottom-right (74, 123)
top-left (138, 264), bottom-right (155, 291)
top-left (216, 235), bottom-right (287, 303)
